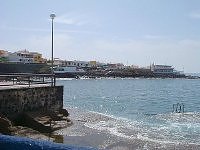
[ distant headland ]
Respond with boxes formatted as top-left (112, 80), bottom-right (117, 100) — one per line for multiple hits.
top-left (0, 49), bottom-right (198, 79)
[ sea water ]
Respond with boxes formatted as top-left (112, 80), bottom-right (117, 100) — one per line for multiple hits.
top-left (57, 78), bottom-right (200, 145)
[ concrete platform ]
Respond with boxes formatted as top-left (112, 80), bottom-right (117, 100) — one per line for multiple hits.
top-left (0, 81), bottom-right (51, 90)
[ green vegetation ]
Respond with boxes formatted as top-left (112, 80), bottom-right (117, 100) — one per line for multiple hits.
top-left (0, 57), bottom-right (8, 62)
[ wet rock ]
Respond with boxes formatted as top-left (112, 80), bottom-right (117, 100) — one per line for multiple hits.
top-left (12, 112), bottom-right (52, 133)
top-left (0, 116), bottom-right (12, 135)
top-left (59, 109), bottom-right (69, 117)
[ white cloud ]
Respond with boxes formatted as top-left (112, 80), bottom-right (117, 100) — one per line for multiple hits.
top-left (2, 31), bottom-right (200, 72)
top-left (144, 35), bottom-right (165, 40)
top-left (55, 13), bottom-right (88, 26)
top-left (188, 11), bottom-right (200, 19)
top-left (83, 38), bottom-right (200, 72)
top-left (0, 26), bottom-right (49, 32)
top-left (18, 34), bottom-right (74, 59)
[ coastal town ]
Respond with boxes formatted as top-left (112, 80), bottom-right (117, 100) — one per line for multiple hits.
top-left (0, 48), bottom-right (199, 149)
top-left (0, 49), bottom-right (189, 78)
top-left (2, 0), bottom-right (200, 149)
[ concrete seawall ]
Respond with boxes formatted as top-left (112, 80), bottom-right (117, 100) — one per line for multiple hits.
top-left (0, 85), bottom-right (63, 115)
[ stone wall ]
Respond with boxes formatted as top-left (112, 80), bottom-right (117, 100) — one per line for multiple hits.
top-left (0, 63), bottom-right (49, 74)
top-left (0, 86), bottom-right (63, 115)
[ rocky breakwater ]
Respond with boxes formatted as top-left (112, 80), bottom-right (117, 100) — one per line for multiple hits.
top-left (0, 85), bottom-right (72, 141)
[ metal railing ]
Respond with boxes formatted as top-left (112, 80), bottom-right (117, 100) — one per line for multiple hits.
top-left (0, 74), bottom-right (56, 87)
top-left (173, 103), bottom-right (185, 113)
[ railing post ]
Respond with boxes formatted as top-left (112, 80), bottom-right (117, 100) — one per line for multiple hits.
top-left (0, 74), bottom-right (54, 87)
top-left (28, 76), bottom-right (31, 87)
top-left (54, 75), bottom-right (56, 86)
top-left (173, 103), bottom-right (185, 113)
top-left (12, 77), bottom-right (15, 85)
top-left (51, 75), bottom-right (53, 86)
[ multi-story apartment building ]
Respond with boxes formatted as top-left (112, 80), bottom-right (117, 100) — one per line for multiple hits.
top-left (151, 63), bottom-right (175, 74)
top-left (7, 49), bottom-right (45, 63)
top-left (54, 60), bottom-right (90, 68)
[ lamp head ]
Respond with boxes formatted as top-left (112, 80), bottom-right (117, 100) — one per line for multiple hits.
top-left (50, 14), bottom-right (56, 19)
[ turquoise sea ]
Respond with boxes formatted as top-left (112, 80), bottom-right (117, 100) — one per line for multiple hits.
top-left (57, 78), bottom-right (200, 145)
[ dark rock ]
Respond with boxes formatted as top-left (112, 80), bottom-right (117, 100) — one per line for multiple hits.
top-left (0, 117), bottom-right (12, 135)
top-left (59, 109), bottom-right (69, 117)
top-left (12, 113), bottom-right (52, 133)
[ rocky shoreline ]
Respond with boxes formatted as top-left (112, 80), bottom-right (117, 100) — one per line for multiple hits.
top-left (56, 68), bottom-right (197, 79)
top-left (52, 107), bottom-right (200, 150)
top-left (0, 108), bottom-right (72, 141)
top-left (2, 107), bottom-right (200, 149)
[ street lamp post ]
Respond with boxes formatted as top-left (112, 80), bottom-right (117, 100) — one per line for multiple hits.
top-left (50, 13), bottom-right (56, 86)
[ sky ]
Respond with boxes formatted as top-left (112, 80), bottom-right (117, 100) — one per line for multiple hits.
top-left (1, 0), bottom-right (200, 73)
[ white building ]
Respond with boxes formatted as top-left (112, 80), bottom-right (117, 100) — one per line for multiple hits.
top-left (66, 60), bottom-right (90, 68)
top-left (103, 63), bottom-right (125, 70)
top-left (7, 49), bottom-right (44, 64)
top-left (8, 50), bottom-right (34, 63)
top-left (151, 64), bottom-right (175, 74)
top-left (56, 60), bottom-right (90, 68)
